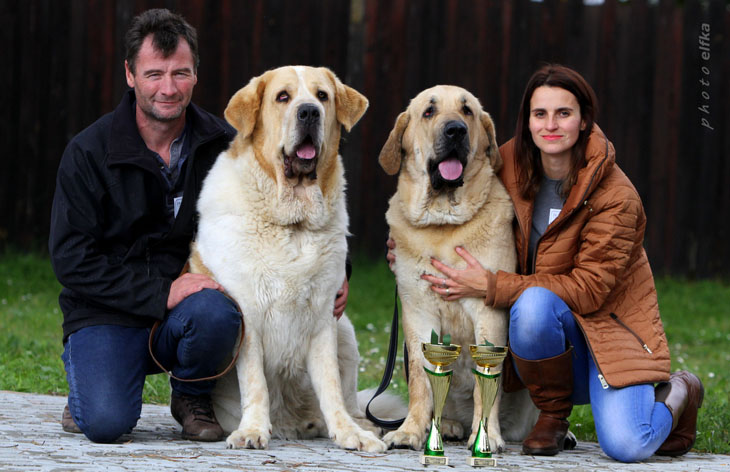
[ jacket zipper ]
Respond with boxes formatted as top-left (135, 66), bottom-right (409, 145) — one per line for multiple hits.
top-left (610, 313), bottom-right (653, 354)
top-left (574, 320), bottom-right (610, 389)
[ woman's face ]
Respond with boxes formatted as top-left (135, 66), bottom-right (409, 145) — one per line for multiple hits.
top-left (528, 86), bottom-right (585, 162)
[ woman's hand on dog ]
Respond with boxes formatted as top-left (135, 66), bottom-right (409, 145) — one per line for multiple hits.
top-left (386, 237), bottom-right (396, 271)
top-left (333, 278), bottom-right (349, 320)
top-left (422, 246), bottom-right (494, 301)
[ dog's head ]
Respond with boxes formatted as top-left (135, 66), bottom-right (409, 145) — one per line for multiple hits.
top-left (378, 85), bottom-right (502, 225)
top-left (224, 66), bottom-right (368, 195)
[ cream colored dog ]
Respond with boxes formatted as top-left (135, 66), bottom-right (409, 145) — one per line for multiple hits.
top-left (189, 66), bottom-right (386, 452)
top-left (379, 85), bottom-right (537, 452)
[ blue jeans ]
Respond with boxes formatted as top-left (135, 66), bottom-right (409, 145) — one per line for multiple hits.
top-left (508, 287), bottom-right (673, 463)
top-left (62, 289), bottom-right (240, 443)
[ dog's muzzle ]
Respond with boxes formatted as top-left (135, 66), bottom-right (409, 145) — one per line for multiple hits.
top-left (283, 104), bottom-right (322, 180)
top-left (429, 120), bottom-right (469, 190)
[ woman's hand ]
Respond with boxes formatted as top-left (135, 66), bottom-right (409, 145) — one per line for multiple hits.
top-left (333, 277), bottom-right (349, 320)
top-left (421, 246), bottom-right (493, 301)
top-left (386, 237), bottom-right (396, 271)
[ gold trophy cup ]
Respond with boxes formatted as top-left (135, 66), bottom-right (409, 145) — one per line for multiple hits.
top-left (467, 344), bottom-right (508, 467)
top-left (421, 341), bottom-right (462, 465)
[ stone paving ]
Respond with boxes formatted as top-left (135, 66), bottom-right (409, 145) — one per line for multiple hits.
top-left (1, 390), bottom-right (727, 471)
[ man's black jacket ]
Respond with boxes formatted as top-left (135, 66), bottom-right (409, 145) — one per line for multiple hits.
top-left (49, 90), bottom-right (236, 342)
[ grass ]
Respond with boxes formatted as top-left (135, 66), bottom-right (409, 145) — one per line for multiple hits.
top-left (1, 251), bottom-right (728, 454)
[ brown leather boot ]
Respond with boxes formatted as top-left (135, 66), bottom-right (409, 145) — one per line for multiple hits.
top-left (512, 348), bottom-right (574, 456)
top-left (61, 404), bottom-right (82, 434)
top-left (170, 392), bottom-right (225, 441)
top-left (655, 371), bottom-right (704, 456)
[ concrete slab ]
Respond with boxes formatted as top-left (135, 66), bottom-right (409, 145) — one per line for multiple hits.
top-left (0, 390), bottom-right (727, 471)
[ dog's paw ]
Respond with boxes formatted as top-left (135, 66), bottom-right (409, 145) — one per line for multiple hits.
top-left (226, 428), bottom-right (270, 449)
top-left (489, 433), bottom-right (506, 454)
top-left (467, 430), bottom-right (505, 454)
top-left (441, 418), bottom-right (464, 440)
top-left (383, 427), bottom-right (425, 450)
top-left (333, 427), bottom-right (387, 453)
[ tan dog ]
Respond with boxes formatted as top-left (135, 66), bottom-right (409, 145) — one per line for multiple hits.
top-left (189, 66), bottom-right (387, 452)
top-left (379, 85), bottom-right (537, 452)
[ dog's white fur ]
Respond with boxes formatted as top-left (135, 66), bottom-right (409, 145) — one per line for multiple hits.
top-left (379, 85), bottom-right (538, 452)
top-left (190, 66), bottom-right (387, 452)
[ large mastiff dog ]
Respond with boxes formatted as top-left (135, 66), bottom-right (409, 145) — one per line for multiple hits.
top-left (379, 86), bottom-right (537, 452)
top-left (189, 66), bottom-right (386, 452)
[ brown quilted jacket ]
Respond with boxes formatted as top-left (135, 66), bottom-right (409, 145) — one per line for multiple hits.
top-left (488, 125), bottom-right (671, 388)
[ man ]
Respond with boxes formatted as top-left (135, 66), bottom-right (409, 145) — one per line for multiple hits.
top-left (49, 8), bottom-right (241, 443)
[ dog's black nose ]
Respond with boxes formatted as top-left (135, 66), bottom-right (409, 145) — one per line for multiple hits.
top-left (444, 120), bottom-right (467, 141)
top-left (298, 104), bottom-right (320, 124)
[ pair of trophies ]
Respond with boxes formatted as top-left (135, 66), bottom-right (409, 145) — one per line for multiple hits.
top-left (421, 335), bottom-right (508, 467)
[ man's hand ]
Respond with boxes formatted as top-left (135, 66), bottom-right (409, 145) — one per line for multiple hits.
top-left (333, 278), bottom-right (349, 320)
top-left (167, 273), bottom-right (224, 310)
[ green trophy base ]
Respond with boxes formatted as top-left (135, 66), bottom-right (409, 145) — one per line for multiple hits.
top-left (421, 455), bottom-right (449, 466)
top-left (467, 456), bottom-right (497, 467)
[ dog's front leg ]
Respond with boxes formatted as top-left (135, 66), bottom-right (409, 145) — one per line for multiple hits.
top-left (226, 326), bottom-right (272, 449)
top-left (307, 322), bottom-right (386, 452)
top-left (382, 312), bottom-right (435, 450)
top-left (467, 303), bottom-right (507, 453)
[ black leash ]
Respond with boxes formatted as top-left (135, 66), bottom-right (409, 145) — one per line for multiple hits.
top-left (365, 285), bottom-right (407, 429)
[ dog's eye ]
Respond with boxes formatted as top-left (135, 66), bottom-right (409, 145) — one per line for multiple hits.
top-left (462, 105), bottom-right (473, 116)
top-left (423, 106), bottom-right (435, 118)
top-left (276, 91), bottom-right (289, 103)
top-left (317, 90), bottom-right (328, 102)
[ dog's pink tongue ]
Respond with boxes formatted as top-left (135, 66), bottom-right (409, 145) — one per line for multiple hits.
top-left (296, 143), bottom-right (316, 160)
top-left (438, 158), bottom-right (463, 180)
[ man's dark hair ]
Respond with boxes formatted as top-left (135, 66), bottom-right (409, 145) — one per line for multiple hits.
top-left (125, 8), bottom-right (199, 75)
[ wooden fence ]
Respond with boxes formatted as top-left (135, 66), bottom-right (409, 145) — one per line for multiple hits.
top-left (1, 0), bottom-right (728, 277)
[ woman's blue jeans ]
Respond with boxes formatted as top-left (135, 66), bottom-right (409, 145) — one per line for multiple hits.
top-left (508, 287), bottom-right (673, 463)
top-left (62, 289), bottom-right (240, 443)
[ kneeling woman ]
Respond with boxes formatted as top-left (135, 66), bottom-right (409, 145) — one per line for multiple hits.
top-left (420, 64), bottom-right (703, 462)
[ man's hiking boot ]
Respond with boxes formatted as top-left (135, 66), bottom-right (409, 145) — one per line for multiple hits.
top-left (61, 405), bottom-right (82, 434)
top-left (170, 392), bottom-right (224, 442)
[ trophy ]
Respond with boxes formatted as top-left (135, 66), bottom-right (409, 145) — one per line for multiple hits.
top-left (421, 333), bottom-right (461, 466)
top-left (467, 343), bottom-right (508, 467)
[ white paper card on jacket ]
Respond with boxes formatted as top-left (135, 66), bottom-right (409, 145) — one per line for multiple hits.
top-left (174, 196), bottom-right (183, 218)
top-left (549, 208), bottom-right (561, 225)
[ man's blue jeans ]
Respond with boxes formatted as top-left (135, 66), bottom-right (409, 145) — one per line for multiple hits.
top-left (62, 289), bottom-right (240, 443)
top-left (508, 287), bottom-right (673, 463)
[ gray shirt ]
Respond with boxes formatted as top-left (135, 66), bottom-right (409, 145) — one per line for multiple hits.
top-left (152, 124), bottom-right (190, 224)
top-left (528, 176), bottom-right (565, 273)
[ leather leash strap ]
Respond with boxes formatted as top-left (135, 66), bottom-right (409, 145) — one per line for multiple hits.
top-left (148, 294), bottom-right (245, 383)
top-left (365, 285), bottom-right (407, 429)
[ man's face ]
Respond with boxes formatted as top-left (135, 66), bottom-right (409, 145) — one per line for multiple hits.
top-left (125, 35), bottom-right (198, 123)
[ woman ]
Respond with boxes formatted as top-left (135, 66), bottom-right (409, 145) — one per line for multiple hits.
top-left (401, 64), bottom-right (703, 462)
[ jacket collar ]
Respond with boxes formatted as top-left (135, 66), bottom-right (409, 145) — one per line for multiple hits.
top-left (499, 124), bottom-right (615, 270)
top-left (107, 89), bottom-right (227, 166)
top-left (561, 124), bottom-right (615, 212)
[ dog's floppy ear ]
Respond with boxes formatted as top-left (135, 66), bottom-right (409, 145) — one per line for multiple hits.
top-left (480, 111), bottom-right (503, 172)
top-left (224, 72), bottom-right (269, 139)
top-left (378, 111), bottom-right (410, 175)
top-left (323, 68), bottom-right (369, 132)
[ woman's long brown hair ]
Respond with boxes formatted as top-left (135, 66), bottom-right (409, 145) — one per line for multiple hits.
top-left (514, 64), bottom-right (599, 200)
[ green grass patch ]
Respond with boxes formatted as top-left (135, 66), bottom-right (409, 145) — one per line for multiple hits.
top-left (1, 251), bottom-right (728, 453)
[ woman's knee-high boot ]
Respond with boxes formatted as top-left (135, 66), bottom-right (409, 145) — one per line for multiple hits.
top-left (511, 347), bottom-right (574, 456)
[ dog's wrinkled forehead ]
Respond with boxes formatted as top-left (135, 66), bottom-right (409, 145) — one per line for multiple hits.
top-left (264, 67), bottom-right (333, 113)
top-left (409, 85), bottom-right (480, 120)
